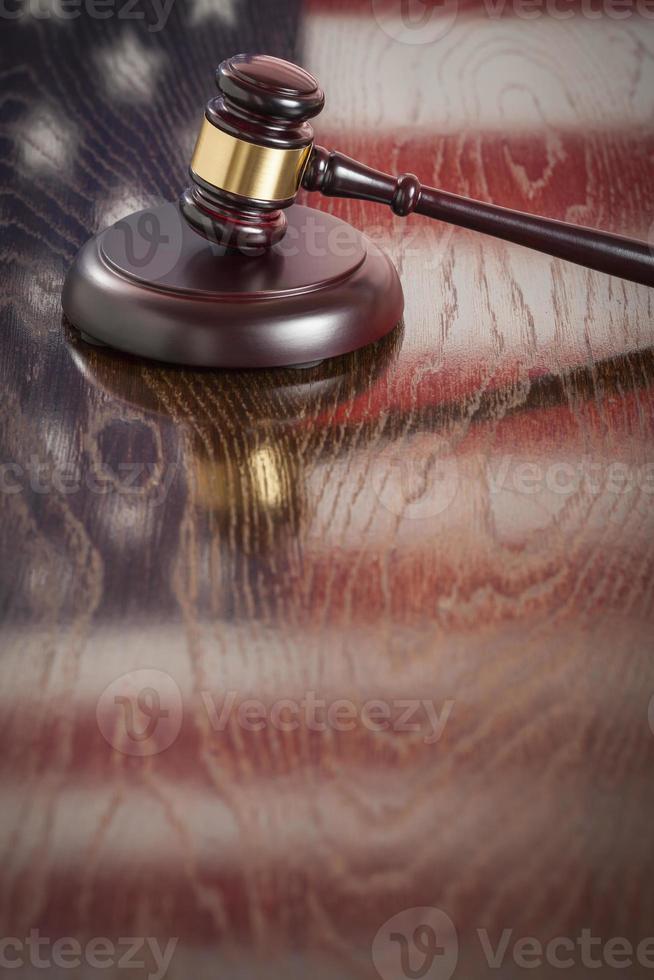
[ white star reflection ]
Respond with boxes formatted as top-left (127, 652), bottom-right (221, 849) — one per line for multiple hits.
top-left (189, 0), bottom-right (239, 26)
top-left (18, 106), bottom-right (77, 173)
top-left (94, 33), bottom-right (165, 104)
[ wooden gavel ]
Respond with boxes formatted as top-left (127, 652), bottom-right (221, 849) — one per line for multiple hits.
top-left (181, 53), bottom-right (654, 287)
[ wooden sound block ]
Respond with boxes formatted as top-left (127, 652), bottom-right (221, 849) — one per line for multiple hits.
top-left (62, 202), bottom-right (404, 368)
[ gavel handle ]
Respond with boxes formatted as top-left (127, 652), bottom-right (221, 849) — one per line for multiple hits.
top-left (303, 146), bottom-right (654, 288)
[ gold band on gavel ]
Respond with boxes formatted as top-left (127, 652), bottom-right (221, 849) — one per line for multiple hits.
top-left (190, 118), bottom-right (312, 204)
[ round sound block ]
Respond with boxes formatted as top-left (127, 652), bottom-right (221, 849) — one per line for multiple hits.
top-left (62, 202), bottom-right (404, 368)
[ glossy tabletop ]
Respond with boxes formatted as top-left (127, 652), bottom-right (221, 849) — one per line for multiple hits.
top-left (1, 2), bottom-right (654, 978)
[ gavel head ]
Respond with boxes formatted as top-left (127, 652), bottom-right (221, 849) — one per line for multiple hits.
top-left (180, 54), bottom-right (325, 251)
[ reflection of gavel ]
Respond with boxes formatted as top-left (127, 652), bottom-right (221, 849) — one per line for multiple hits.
top-left (182, 53), bottom-right (654, 286)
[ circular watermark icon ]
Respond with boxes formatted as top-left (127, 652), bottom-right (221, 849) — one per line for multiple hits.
top-left (371, 0), bottom-right (458, 45)
top-left (371, 443), bottom-right (460, 520)
top-left (96, 668), bottom-right (183, 757)
top-left (110, 206), bottom-right (184, 282)
top-left (372, 907), bottom-right (459, 980)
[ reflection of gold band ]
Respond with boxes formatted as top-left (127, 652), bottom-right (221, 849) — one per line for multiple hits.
top-left (190, 118), bottom-right (312, 203)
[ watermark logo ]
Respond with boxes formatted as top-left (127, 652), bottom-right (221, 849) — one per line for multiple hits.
top-left (0, 932), bottom-right (178, 978)
top-left (371, 0), bottom-right (654, 37)
top-left (0, 454), bottom-right (177, 502)
top-left (112, 206), bottom-right (184, 280)
top-left (99, 201), bottom-right (446, 270)
top-left (368, 451), bottom-right (654, 523)
top-left (2, 0), bottom-right (176, 32)
top-left (482, 0), bottom-right (654, 18)
top-left (203, 692), bottom-right (454, 745)
top-left (372, 909), bottom-right (654, 974)
top-left (96, 669), bottom-right (183, 757)
top-left (372, 907), bottom-right (459, 980)
top-left (95, 683), bottom-right (455, 757)
top-left (487, 455), bottom-right (654, 529)
top-left (478, 928), bottom-right (654, 969)
top-left (371, 444), bottom-right (460, 520)
top-left (372, 0), bottom-right (459, 45)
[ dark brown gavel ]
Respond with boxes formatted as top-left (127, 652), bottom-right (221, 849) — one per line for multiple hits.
top-left (181, 54), bottom-right (654, 287)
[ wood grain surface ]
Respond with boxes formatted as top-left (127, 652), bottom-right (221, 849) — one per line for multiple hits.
top-left (1, 3), bottom-right (654, 978)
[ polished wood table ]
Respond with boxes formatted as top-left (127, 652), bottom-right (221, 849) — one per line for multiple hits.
top-left (2, 3), bottom-right (654, 978)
